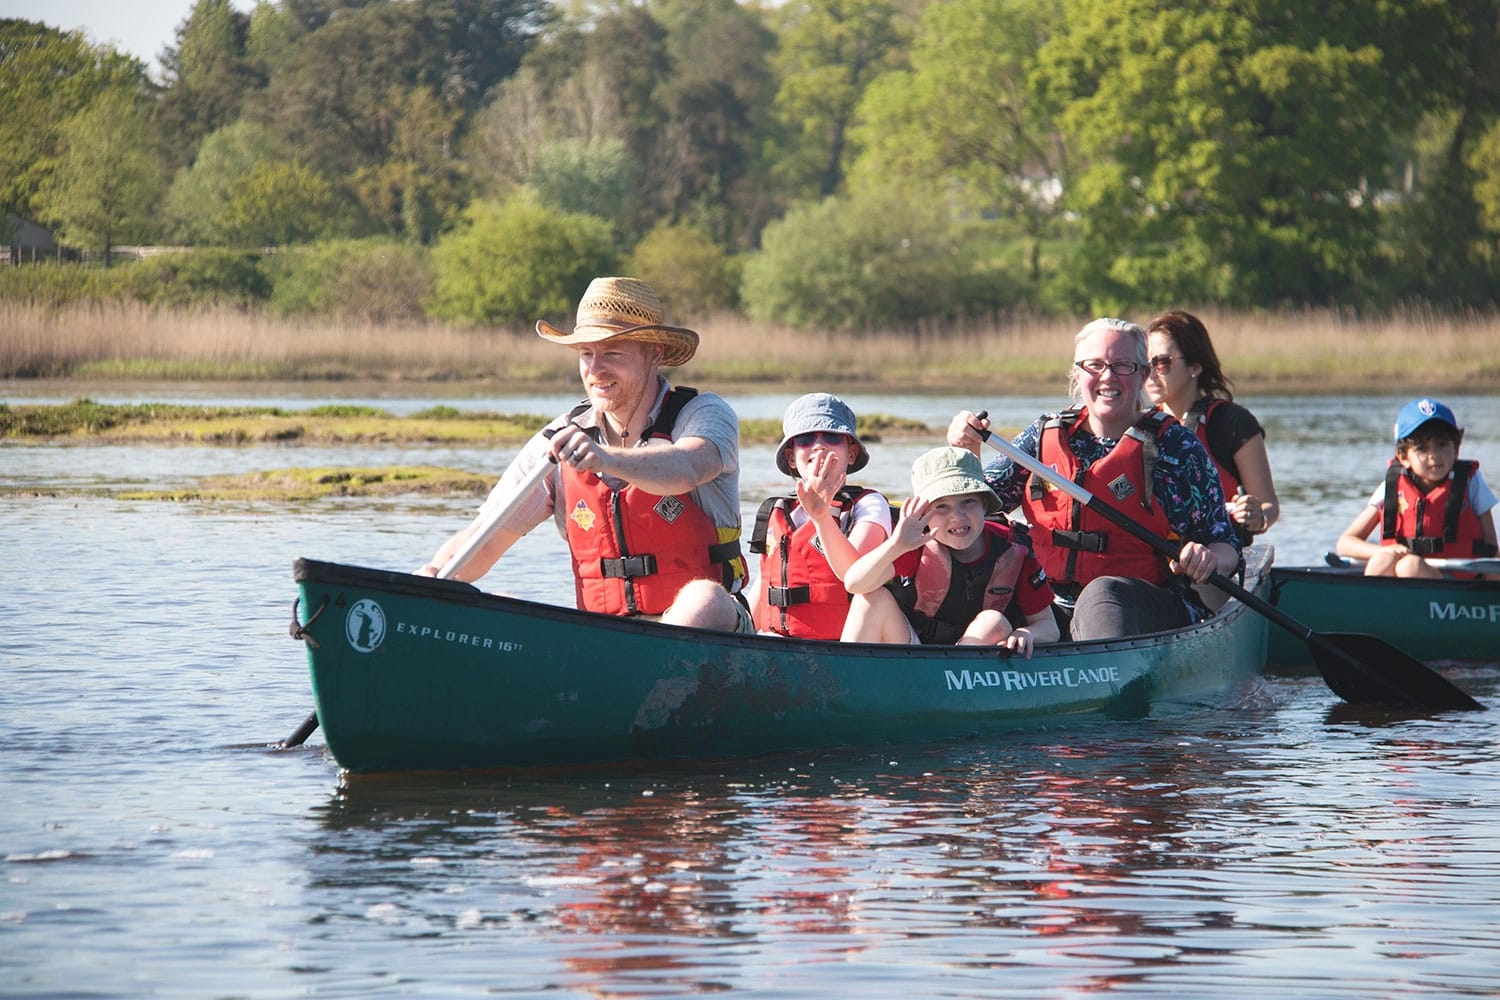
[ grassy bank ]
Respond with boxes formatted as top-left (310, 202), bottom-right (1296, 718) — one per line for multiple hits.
top-left (4, 301), bottom-right (1499, 392)
top-left (0, 399), bottom-right (929, 445)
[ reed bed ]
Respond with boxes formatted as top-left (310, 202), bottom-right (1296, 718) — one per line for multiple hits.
top-left (2, 299), bottom-right (1497, 392)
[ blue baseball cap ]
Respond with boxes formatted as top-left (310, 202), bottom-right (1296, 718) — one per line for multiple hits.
top-left (1394, 398), bottom-right (1460, 443)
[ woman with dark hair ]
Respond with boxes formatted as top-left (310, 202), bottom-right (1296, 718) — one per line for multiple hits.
top-left (1144, 310), bottom-right (1279, 547)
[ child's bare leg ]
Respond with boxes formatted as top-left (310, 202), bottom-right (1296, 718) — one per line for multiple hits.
top-left (956, 609), bottom-right (1012, 646)
top-left (841, 589), bottom-right (914, 643)
top-left (1395, 554), bottom-right (1444, 579)
top-left (1362, 549), bottom-right (1403, 576)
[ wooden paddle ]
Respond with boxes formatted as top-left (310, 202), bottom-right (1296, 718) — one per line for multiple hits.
top-left (276, 450), bottom-right (560, 748)
top-left (971, 413), bottom-right (1485, 711)
top-left (1324, 552), bottom-right (1500, 575)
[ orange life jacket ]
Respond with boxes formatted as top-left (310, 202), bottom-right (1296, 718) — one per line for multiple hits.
top-left (1022, 408), bottom-right (1176, 587)
top-left (748, 487), bottom-right (880, 639)
top-left (1381, 459), bottom-right (1497, 571)
top-left (561, 388), bottom-right (746, 615)
top-left (888, 520), bottom-right (1031, 645)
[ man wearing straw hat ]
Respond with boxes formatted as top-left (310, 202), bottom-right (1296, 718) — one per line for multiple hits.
top-left (417, 276), bottom-right (751, 632)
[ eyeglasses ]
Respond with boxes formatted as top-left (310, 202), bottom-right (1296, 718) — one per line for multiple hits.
top-left (1074, 358), bottom-right (1145, 377)
top-left (791, 430), bottom-right (848, 448)
top-left (1148, 354), bottom-right (1183, 374)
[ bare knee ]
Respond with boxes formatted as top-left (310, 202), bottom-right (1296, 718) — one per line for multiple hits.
top-left (661, 579), bottom-right (741, 631)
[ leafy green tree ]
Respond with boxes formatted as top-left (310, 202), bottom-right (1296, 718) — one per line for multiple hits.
top-left (772, 0), bottom-right (908, 200)
top-left (653, 0), bottom-right (779, 249)
top-left (0, 20), bottom-right (149, 223)
top-left (350, 87), bottom-right (468, 243)
top-left (427, 192), bottom-right (617, 324)
top-left (527, 138), bottom-right (636, 238)
top-left (36, 89), bottom-right (164, 265)
top-left (157, 0), bottom-right (261, 170)
top-left (221, 160), bottom-right (340, 246)
top-left (740, 184), bottom-right (984, 330)
top-left (850, 0), bottom-right (1065, 293)
top-left (627, 222), bottom-right (738, 315)
top-left (1033, 0), bottom-right (1424, 310)
top-left (163, 120), bottom-right (284, 243)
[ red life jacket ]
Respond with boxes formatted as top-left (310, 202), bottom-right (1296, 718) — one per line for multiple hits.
top-left (748, 487), bottom-right (880, 638)
top-left (1022, 408), bottom-right (1175, 587)
top-left (1381, 459), bottom-right (1497, 568)
top-left (561, 387), bottom-right (746, 616)
top-left (1181, 397), bottom-right (1240, 501)
top-left (888, 520), bottom-right (1031, 645)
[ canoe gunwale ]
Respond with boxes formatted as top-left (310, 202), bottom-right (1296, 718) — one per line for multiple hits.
top-left (293, 546), bottom-right (1273, 665)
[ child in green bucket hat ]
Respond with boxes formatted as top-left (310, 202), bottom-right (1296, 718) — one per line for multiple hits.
top-left (841, 447), bottom-right (1060, 657)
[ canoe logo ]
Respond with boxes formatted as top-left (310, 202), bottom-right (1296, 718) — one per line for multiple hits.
top-left (570, 500), bottom-right (597, 532)
top-left (345, 599), bottom-right (387, 653)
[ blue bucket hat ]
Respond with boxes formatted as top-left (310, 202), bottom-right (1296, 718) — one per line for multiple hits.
top-left (775, 393), bottom-right (868, 476)
top-left (1394, 398), bottom-right (1460, 443)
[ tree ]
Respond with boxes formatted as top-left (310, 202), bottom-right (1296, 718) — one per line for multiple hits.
top-left (1033, 0), bottom-right (1424, 310)
top-left (163, 120), bottom-right (285, 243)
top-left (350, 87), bottom-right (468, 243)
top-left (0, 20), bottom-right (149, 223)
top-left (850, 0), bottom-right (1066, 293)
top-left (427, 191), bottom-right (617, 324)
top-left (772, 0), bottom-right (909, 200)
top-left (221, 160), bottom-right (340, 246)
top-left (157, 0), bottom-right (261, 170)
top-left (740, 185), bottom-right (982, 330)
top-left (36, 89), bottom-right (163, 265)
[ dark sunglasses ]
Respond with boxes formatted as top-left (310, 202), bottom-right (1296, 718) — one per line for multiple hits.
top-left (1074, 358), bottom-right (1145, 377)
top-left (791, 430), bottom-right (848, 448)
top-left (1148, 354), bottom-right (1183, 374)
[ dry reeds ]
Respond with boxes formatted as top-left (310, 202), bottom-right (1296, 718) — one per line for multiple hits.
top-left (2, 299), bottom-right (1497, 392)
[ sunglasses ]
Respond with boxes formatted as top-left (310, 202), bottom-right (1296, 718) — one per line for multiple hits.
top-left (791, 430), bottom-right (849, 448)
top-left (1074, 358), bottom-right (1145, 377)
top-left (1148, 354), bottom-right (1183, 374)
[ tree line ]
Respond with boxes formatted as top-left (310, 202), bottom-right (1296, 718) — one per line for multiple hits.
top-left (3, 0), bottom-right (1498, 331)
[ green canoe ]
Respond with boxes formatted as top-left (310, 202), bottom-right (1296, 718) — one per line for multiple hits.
top-left (290, 548), bottom-right (1273, 774)
top-left (1267, 564), bottom-right (1500, 670)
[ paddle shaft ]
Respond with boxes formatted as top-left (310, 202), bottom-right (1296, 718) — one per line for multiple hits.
top-left (972, 415), bottom-right (1483, 710)
top-left (278, 453), bottom-right (558, 748)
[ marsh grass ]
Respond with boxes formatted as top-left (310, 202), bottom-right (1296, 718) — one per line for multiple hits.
top-left (3, 299), bottom-right (1499, 391)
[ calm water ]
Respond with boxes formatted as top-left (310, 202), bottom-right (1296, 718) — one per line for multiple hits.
top-left (4, 389), bottom-right (1500, 998)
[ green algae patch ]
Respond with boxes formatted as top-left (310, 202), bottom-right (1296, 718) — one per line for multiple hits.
top-left (0, 399), bottom-right (549, 444)
top-left (116, 465), bottom-right (493, 501)
top-left (2, 400), bottom-right (934, 446)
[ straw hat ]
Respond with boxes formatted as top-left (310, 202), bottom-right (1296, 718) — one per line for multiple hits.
top-left (535, 277), bottom-right (699, 367)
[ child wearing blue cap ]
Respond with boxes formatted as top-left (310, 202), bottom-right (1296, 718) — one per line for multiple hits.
top-left (1335, 397), bottom-right (1498, 577)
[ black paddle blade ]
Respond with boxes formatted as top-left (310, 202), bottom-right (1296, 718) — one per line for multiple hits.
top-left (1308, 632), bottom-right (1484, 711)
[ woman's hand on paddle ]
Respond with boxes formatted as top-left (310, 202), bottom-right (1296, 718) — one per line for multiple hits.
top-left (947, 410), bottom-right (989, 453)
top-left (1170, 541), bottom-right (1221, 584)
top-left (1228, 487), bottom-right (1266, 534)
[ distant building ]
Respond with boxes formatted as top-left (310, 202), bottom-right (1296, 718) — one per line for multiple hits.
top-left (2, 216), bottom-right (71, 265)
